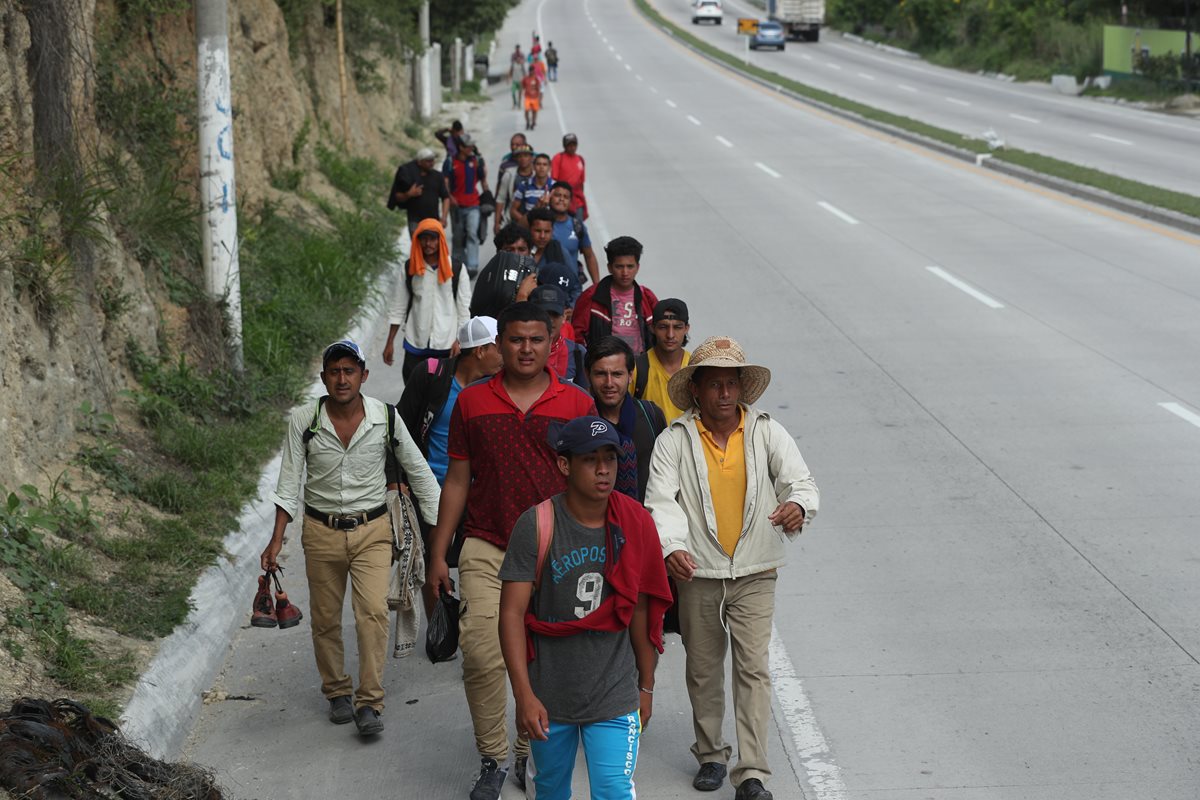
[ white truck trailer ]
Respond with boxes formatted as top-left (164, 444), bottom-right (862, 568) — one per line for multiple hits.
top-left (767, 0), bottom-right (825, 41)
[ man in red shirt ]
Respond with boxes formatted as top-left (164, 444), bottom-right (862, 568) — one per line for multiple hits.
top-left (550, 133), bottom-right (587, 223)
top-left (427, 301), bottom-right (596, 800)
top-left (444, 134), bottom-right (489, 277)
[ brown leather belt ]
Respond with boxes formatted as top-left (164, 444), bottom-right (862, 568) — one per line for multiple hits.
top-left (305, 503), bottom-right (387, 531)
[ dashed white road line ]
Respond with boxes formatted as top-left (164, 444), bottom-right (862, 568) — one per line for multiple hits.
top-left (926, 266), bottom-right (1005, 309)
top-left (1090, 132), bottom-right (1134, 146)
top-left (616, 54), bottom-right (623, 61)
top-left (608, 44), bottom-right (615, 52)
top-left (650, 86), bottom-right (658, 94)
top-left (857, 72), bottom-right (876, 81)
top-left (687, 114), bottom-right (702, 126)
top-left (801, 54), bottom-right (813, 61)
top-left (666, 99), bottom-right (678, 108)
top-left (1159, 402), bottom-right (1200, 429)
top-left (817, 201), bottom-right (859, 225)
top-left (625, 63), bottom-right (632, 71)
top-left (898, 84), bottom-right (918, 92)
top-left (755, 162), bottom-right (782, 178)
top-left (945, 97), bottom-right (972, 106)
top-left (715, 135), bottom-right (733, 147)
top-left (825, 62), bottom-right (842, 70)
top-left (1009, 113), bottom-right (1040, 124)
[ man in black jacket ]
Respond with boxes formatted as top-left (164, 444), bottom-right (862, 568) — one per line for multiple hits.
top-left (387, 147), bottom-right (450, 235)
top-left (399, 316), bottom-right (502, 609)
top-left (585, 335), bottom-right (667, 502)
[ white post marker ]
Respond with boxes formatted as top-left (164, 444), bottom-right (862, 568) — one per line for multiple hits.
top-left (196, 0), bottom-right (243, 370)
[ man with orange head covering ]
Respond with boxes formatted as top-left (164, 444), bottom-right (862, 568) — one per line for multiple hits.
top-left (383, 218), bottom-right (473, 379)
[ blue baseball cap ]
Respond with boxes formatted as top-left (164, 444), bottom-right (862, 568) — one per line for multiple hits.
top-left (547, 416), bottom-right (621, 455)
top-left (322, 339), bottom-right (366, 368)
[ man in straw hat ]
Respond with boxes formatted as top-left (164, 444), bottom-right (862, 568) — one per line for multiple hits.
top-left (644, 336), bottom-right (819, 800)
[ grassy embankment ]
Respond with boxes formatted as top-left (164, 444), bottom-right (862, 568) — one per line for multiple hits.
top-left (635, 0), bottom-right (1200, 221)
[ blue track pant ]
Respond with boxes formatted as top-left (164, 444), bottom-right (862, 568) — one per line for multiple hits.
top-left (528, 711), bottom-right (640, 799)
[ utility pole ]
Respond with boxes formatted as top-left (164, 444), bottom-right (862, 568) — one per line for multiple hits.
top-left (335, 0), bottom-right (350, 145)
top-left (196, 0), bottom-right (244, 371)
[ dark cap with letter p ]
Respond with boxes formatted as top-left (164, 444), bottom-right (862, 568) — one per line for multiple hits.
top-left (547, 415), bottom-right (621, 455)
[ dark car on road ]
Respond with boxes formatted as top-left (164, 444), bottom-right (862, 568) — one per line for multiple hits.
top-left (750, 21), bottom-right (786, 50)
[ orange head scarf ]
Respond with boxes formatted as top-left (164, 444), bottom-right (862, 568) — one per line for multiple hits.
top-left (408, 218), bottom-right (454, 283)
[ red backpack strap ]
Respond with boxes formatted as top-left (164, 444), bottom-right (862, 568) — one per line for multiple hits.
top-left (533, 499), bottom-right (555, 590)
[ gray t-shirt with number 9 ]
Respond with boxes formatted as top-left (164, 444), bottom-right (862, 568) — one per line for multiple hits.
top-left (499, 493), bottom-right (638, 725)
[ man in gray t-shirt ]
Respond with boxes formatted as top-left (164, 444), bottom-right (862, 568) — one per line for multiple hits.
top-left (499, 415), bottom-right (667, 800)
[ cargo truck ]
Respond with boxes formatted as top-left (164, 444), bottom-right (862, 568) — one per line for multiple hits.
top-left (767, 0), bottom-right (824, 41)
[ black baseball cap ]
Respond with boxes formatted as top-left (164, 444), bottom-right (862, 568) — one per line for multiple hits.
top-left (653, 298), bottom-right (689, 324)
top-left (547, 416), bottom-right (621, 455)
top-left (529, 284), bottom-right (567, 315)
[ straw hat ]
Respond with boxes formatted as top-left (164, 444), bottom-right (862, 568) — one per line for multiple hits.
top-left (667, 336), bottom-right (772, 411)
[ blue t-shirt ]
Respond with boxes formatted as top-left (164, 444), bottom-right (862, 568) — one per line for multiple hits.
top-left (513, 176), bottom-right (555, 213)
top-left (552, 216), bottom-right (590, 266)
top-left (427, 377), bottom-right (463, 485)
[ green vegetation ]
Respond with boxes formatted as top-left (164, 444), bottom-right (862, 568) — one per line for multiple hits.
top-left (445, 79), bottom-right (489, 103)
top-left (635, 0), bottom-right (1200, 221)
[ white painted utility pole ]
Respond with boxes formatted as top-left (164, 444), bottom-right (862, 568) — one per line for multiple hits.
top-left (196, 0), bottom-right (243, 371)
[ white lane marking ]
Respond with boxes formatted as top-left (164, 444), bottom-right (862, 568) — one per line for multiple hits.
top-left (616, 54), bottom-right (624, 61)
top-left (1090, 132), bottom-right (1134, 146)
top-left (770, 626), bottom-right (848, 800)
top-left (1159, 402), bottom-right (1200, 429)
top-left (945, 96), bottom-right (972, 106)
top-left (898, 84), bottom-right (918, 92)
top-left (636, 73), bottom-right (644, 81)
top-left (926, 266), bottom-right (1005, 308)
top-left (608, 44), bottom-right (615, 52)
top-left (755, 162), bottom-right (782, 178)
top-left (825, 62), bottom-right (842, 70)
top-left (857, 72), bottom-right (876, 81)
top-left (625, 63), bottom-right (632, 71)
top-left (687, 114), bottom-right (702, 126)
top-left (650, 86), bottom-right (659, 94)
top-left (716, 135), bottom-right (733, 147)
top-left (801, 54), bottom-right (814, 61)
top-left (666, 99), bottom-right (678, 108)
top-left (1009, 113), bottom-right (1041, 124)
top-left (818, 201), bottom-right (859, 225)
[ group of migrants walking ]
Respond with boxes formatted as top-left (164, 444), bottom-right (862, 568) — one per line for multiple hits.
top-left (257, 39), bottom-right (820, 800)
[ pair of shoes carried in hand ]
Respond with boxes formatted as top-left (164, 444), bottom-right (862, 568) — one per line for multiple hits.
top-left (250, 567), bottom-right (303, 629)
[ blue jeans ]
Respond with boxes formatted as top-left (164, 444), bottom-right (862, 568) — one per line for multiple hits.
top-left (548, 64), bottom-right (558, 81)
top-left (529, 712), bottom-right (640, 800)
top-left (451, 205), bottom-right (480, 275)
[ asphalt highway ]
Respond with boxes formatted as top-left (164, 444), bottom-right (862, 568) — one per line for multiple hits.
top-left (665, 0), bottom-right (1200, 198)
top-left (184, 0), bottom-right (1200, 797)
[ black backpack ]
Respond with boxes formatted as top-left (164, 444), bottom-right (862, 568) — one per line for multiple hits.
top-left (303, 396), bottom-right (401, 485)
top-left (632, 352), bottom-right (650, 399)
top-left (469, 251), bottom-right (537, 318)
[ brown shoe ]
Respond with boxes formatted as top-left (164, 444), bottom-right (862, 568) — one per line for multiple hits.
top-left (250, 573), bottom-right (277, 628)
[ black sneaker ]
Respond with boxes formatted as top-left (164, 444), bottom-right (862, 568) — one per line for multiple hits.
top-left (328, 696), bottom-right (353, 725)
top-left (512, 755), bottom-right (528, 791)
top-left (354, 706), bottom-right (383, 736)
top-left (734, 778), bottom-right (773, 800)
top-left (469, 758), bottom-right (507, 800)
top-left (693, 761), bottom-right (727, 791)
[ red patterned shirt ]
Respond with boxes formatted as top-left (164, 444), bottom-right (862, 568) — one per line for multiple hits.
top-left (448, 369), bottom-right (596, 549)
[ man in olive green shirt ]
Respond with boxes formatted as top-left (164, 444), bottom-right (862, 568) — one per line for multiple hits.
top-left (262, 339), bottom-right (440, 737)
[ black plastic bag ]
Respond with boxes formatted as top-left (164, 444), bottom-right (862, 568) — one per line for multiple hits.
top-left (426, 591), bottom-right (461, 663)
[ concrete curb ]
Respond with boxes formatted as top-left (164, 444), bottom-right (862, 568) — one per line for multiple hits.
top-left (639, 3), bottom-right (1200, 237)
top-left (119, 238), bottom-right (409, 760)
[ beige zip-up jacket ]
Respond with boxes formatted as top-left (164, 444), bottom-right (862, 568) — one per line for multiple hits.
top-left (645, 404), bottom-right (819, 580)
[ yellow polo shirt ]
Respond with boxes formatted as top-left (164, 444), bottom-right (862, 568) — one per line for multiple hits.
top-left (632, 349), bottom-right (691, 424)
top-left (695, 409), bottom-right (747, 557)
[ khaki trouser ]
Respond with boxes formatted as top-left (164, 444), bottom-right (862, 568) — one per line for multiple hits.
top-left (458, 536), bottom-right (530, 761)
top-left (676, 570), bottom-right (777, 787)
top-left (301, 512), bottom-right (392, 711)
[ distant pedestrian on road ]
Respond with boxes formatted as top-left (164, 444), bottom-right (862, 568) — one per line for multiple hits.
top-left (644, 336), bottom-right (820, 800)
top-left (261, 339), bottom-right (441, 738)
top-left (498, 415), bottom-right (672, 800)
top-left (572, 235), bottom-right (656, 352)
top-left (387, 147), bottom-right (450, 235)
top-left (435, 119), bottom-right (465, 159)
top-left (426, 302), bottom-right (596, 800)
top-left (631, 298), bottom-right (692, 425)
top-left (545, 41), bottom-right (559, 81)
top-left (550, 134), bottom-right (587, 223)
top-left (522, 71), bottom-right (542, 131)
top-left (444, 134), bottom-right (489, 277)
top-left (509, 45), bottom-right (527, 108)
top-left (511, 153), bottom-right (555, 228)
top-left (382, 218), bottom-right (472, 380)
top-left (547, 182), bottom-right (600, 286)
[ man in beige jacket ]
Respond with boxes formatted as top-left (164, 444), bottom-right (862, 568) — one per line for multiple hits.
top-left (644, 336), bottom-right (819, 800)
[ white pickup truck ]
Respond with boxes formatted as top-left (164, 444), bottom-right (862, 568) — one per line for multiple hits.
top-left (767, 0), bottom-right (824, 41)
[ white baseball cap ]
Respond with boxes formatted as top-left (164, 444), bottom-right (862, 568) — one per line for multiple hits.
top-left (458, 316), bottom-right (498, 349)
